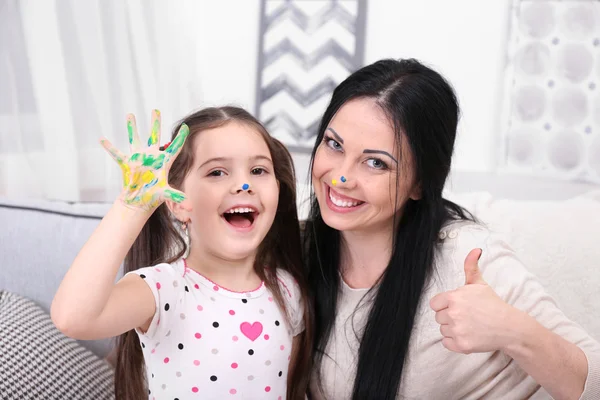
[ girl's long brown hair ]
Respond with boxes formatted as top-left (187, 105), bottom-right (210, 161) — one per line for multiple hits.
top-left (114, 107), bottom-right (312, 400)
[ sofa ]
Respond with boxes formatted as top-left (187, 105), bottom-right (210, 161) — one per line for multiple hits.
top-left (1, 176), bottom-right (599, 399)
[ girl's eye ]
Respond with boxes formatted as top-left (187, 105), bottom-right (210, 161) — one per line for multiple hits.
top-left (208, 170), bottom-right (225, 177)
top-left (324, 136), bottom-right (342, 152)
top-left (366, 158), bottom-right (388, 170)
top-left (251, 168), bottom-right (266, 175)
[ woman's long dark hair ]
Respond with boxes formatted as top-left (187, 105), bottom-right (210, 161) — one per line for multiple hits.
top-left (114, 107), bottom-right (312, 400)
top-left (306, 59), bottom-right (474, 399)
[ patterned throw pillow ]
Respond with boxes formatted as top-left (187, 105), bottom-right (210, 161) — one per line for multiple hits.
top-left (0, 291), bottom-right (115, 399)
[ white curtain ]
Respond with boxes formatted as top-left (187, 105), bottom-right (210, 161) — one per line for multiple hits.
top-left (0, 0), bottom-right (202, 201)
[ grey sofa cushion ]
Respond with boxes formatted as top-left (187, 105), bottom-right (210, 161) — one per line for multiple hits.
top-left (0, 290), bottom-right (114, 399)
top-left (0, 197), bottom-right (116, 357)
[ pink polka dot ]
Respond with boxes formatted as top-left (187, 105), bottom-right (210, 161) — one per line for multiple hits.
top-left (213, 285), bottom-right (219, 291)
top-left (155, 267), bottom-right (161, 272)
top-left (268, 296), bottom-right (273, 302)
top-left (232, 336), bottom-right (239, 342)
top-left (156, 282), bottom-right (161, 289)
top-left (197, 305), bottom-right (203, 311)
top-left (280, 345), bottom-right (285, 350)
top-left (231, 362), bottom-right (238, 369)
top-left (265, 386), bottom-right (271, 392)
top-left (229, 310), bottom-right (235, 315)
top-left (278, 397), bottom-right (282, 400)
top-left (195, 332), bottom-right (202, 339)
top-left (192, 387), bottom-right (199, 393)
top-left (194, 284), bottom-right (199, 289)
top-left (230, 389), bottom-right (237, 395)
top-left (164, 357), bottom-right (170, 364)
top-left (151, 349), bottom-right (156, 354)
top-left (193, 360), bottom-right (200, 366)
top-left (288, 355), bottom-right (291, 361)
top-left (264, 334), bottom-right (270, 340)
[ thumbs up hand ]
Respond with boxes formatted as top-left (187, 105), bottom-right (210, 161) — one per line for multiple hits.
top-left (429, 248), bottom-right (518, 354)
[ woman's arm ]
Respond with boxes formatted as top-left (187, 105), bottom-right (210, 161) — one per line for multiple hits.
top-left (430, 232), bottom-right (600, 400)
top-left (503, 308), bottom-right (589, 400)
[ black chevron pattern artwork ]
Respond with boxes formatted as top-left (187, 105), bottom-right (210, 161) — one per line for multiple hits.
top-left (255, 0), bottom-right (367, 152)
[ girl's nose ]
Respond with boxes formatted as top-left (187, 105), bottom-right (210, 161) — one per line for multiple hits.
top-left (234, 182), bottom-right (252, 194)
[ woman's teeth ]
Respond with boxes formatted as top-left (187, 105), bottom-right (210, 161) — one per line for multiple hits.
top-left (329, 190), bottom-right (361, 207)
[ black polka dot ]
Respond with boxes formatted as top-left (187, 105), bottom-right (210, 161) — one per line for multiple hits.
top-left (140, 274), bottom-right (146, 279)
top-left (185, 286), bottom-right (189, 292)
top-left (164, 303), bottom-right (170, 311)
top-left (213, 322), bottom-right (219, 328)
top-left (178, 343), bottom-right (184, 350)
top-left (275, 320), bottom-right (280, 326)
top-left (141, 342), bottom-right (145, 348)
top-left (151, 373), bottom-right (154, 378)
top-left (278, 371), bottom-right (282, 377)
top-left (148, 389), bottom-right (151, 395)
top-left (210, 375), bottom-right (217, 382)
top-left (242, 299), bottom-right (247, 304)
top-left (175, 398), bottom-right (179, 400)
top-left (248, 349), bottom-right (254, 355)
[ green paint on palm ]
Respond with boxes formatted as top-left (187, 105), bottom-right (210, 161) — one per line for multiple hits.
top-left (148, 118), bottom-right (160, 146)
top-left (127, 120), bottom-right (135, 145)
top-left (141, 153), bottom-right (165, 169)
top-left (130, 153), bottom-right (141, 162)
top-left (166, 124), bottom-right (190, 155)
top-left (164, 189), bottom-right (185, 203)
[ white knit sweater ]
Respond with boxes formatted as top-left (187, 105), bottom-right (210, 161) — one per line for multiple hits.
top-left (309, 221), bottom-right (600, 399)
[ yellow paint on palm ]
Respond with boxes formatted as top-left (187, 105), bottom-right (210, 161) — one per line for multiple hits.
top-left (141, 191), bottom-right (155, 204)
top-left (141, 170), bottom-right (155, 184)
top-left (119, 162), bottom-right (131, 188)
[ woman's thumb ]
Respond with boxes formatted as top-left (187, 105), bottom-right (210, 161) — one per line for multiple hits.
top-left (464, 248), bottom-right (485, 285)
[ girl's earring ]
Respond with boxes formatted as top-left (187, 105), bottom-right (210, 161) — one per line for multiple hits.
top-left (182, 221), bottom-right (190, 259)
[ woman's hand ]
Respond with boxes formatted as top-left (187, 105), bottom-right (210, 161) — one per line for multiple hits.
top-left (100, 109), bottom-right (190, 211)
top-left (429, 248), bottom-right (521, 354)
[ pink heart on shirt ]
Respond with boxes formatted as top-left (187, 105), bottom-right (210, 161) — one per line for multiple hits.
top-left (240, 322), bottom-right (263, 341)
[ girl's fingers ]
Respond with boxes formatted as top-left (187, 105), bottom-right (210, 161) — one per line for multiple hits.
top-left (100, 137), bottom-right (126, 164)
top-left (163, 187), bottom-right (191, 211)
top-left (126, 113), bottom-right (142, 151)
top-left (164, 123), bottom-right (190, 163)
top-left (148, 109), bottom-right (161, 147)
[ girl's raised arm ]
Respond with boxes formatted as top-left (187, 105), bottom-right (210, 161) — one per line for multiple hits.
top-left (51, 110), bottom-right (189, 340)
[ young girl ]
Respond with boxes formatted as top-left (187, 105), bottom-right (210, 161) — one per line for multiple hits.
top-left (51, 107), bottom-right (311, 400)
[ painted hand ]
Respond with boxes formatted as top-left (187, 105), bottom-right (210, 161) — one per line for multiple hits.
top-left (100, 109), bottom-right (190, 211)
top-left (429, 248), bottom-right (518, 354)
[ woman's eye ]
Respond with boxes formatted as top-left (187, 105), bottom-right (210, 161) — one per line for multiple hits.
top-left (251, 168), bottom-right (266, 175)
top-left (366, 158), bottom-right (388, 170)
top-left (208, 170), bottom-right (225, 177)
top-left (326, 138), bottom-right (342, 151)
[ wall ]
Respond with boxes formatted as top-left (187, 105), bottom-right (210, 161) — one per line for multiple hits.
top-left (191, 0), bottom-right (512, 180)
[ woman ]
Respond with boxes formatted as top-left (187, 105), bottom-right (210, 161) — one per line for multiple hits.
top-left (304, 59), bottom-right (600, 399)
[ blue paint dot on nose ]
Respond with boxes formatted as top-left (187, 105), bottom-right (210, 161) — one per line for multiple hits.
top-left (242, 183), bottom-right (249, 190)
top-left (340, 176), bottom-right (346, 183)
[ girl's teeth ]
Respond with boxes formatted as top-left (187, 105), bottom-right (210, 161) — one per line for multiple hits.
top-left (226, 207), bottom-right (254, 214)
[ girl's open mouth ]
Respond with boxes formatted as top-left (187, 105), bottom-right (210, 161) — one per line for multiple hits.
top-left (222, 206), bottom-right (258, 230)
